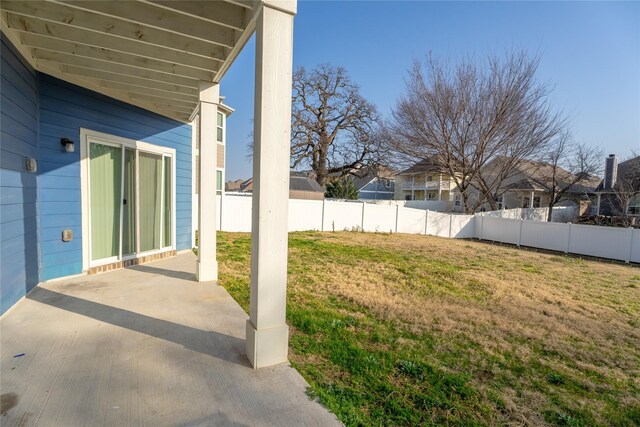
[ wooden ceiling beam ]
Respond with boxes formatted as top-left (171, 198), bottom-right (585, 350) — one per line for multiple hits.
top-left (59, 1), bottom-right (236, 47)
top-left (143, 1), bottom-right (247, 31)
top-left (97, 81), bottom-right (197, 104)
top-left (58, 65), bottom-right (200, 96)
top-left (20, 32), bottom-right (215, 81)
top-left (4, 14), bottom-right (222, 71)
top-left (33, 49), bottom-right (200, 89)
top-left (1, 2), bottom-right (227, 60)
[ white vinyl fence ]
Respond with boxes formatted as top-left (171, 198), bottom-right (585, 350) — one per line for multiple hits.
top-left (482, 206), bottom-right (579, 222)
top-left (476, 215), bottom-right (640, 263)
top-left (370, 199), bottom-right (453, 212)
top-left (215, 195), bottom-right (473, 238)
top-left (213, 195), bottom-right (639, 263)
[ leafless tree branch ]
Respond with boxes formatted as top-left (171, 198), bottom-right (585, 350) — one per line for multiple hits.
top-left (384, 51), bottom-right (568, 213)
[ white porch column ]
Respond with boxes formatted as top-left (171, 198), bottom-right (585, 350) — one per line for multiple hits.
top-left (196, 81), bottom-right (219, 282)
top-left (596, 193), bottom-right (601, 215)
top-left (246, 0), bottom-right (296, 369)
top-left (530, 191), bottom-right (535, 208)
top-left (438, 173), bottom-right (443, 201)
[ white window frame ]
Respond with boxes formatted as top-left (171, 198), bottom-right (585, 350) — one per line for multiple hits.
top-left (216, 167), bottom-right (225, 195)
top-left (80, 128), bottom-right (176, 271)
top-left (216, 111), bottom-right (225, 144)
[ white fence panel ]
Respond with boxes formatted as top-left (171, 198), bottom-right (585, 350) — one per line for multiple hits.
top-left (220, 195), bottom-right (252, 232)
top-left (397, 207), bottom-right (426, 235)
top-left (520, 221), bottom-right (569, 252)
top-left (363, 204), bottom-right (397, 233)
top-left (630, 229), bottom-right (640, 263)
top-left (568, 224), bottom-right (632, 262)
top-left (427, 211), bottom-right (451, 238)
top-left (289, 199), bottom-right (323, 231)
top-left (481, 217), bottom-right (521, 245)
top-left (451, 215), bottom-right (475, 238)
top-left (323, 200), bottom-right (363, 231)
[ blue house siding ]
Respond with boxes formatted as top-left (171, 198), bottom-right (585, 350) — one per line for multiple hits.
top-left (38, 74), bottom-right (193, 280)
top-left (0, 37), bottom-right (40, 314)
top-left (1, 34), bottom-right (193, 314)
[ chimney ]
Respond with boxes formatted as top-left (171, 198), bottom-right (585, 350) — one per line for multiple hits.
top-left (603, 154), bottom-right (618, 190)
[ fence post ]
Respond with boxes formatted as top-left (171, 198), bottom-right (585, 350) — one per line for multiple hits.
top-left (565, 222), bottom-right (572, 254)
top-left (360, 201), bottom-right (366, 231)
top-left (424, 209), bottom-right (429, 235)
top-left (626, 227), bottom-right (634, 264)
top-left (448, 213), bottom-right (453, 239)
top-left (480, 213), bottom-right (485, 240)
top-left (517, 218), bottom-right (523, 247)
top-left (395, 205), bottom-right (400, 234)
top-left (321, 199), bottom-right (326, 231)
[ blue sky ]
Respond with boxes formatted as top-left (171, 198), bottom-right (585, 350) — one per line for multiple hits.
top-left (220, 1), bottom-right (640, 181)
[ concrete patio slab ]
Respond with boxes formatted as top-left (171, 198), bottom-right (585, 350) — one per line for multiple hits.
top-left (0, 252), bottom-right (341, 426)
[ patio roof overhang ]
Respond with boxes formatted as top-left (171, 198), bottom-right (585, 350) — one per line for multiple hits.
top-left (1, 0), bottom-right (258, 122)
top-left (2, 0), bottom-right (297, 370)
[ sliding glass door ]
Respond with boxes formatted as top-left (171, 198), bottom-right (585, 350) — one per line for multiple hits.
top-left (89, 143), bottom-right (122, 262)
top-left (88, 140), bottom-right (174, 266)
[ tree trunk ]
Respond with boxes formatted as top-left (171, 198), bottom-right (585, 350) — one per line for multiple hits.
top-left (461, 191), bottom-right (473, 214)
top-left (546, 197), bottom-right (555, 222)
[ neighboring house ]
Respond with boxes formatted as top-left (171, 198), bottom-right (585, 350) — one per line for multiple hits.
top-left (225, 179), bottom-right (244, 192)
top-left (394, 156), bottom-right (600, 214)
top-left (290, 172), bottom-right (325, 200)
top-left (473, 157), bottom-right (601, 213)
top-left (349, 165), bottom-right (396, 201)
top-left (192, 99), bottom-right (234, 240)
top-left (394, 157), bottom-right (459, 203)
top-left (234, 172), bottom-right (324, 200)
top-left (594, 154), bottom-right (640, 216)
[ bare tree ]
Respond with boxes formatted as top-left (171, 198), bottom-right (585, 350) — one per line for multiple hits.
top-left (385, 51), bottom-right (566, 213)
top-left (610, 154), bottom-right (640, 225)
top-left (541, 135), bottom-right (603, 221)
top-left (291, 64), bottom-right (380, 187)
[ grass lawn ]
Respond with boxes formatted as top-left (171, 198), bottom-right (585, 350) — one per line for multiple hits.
top-left (216, 231), bottom-right (640, 426)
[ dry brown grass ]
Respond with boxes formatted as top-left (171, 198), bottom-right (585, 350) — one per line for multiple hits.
top-left (218, 231), bottom-right (640, 426)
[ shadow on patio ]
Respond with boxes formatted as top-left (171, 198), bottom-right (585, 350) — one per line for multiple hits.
top-left (0, 252), bottom-right (339, 426)
top-left (28, 287), bottom-right (245, 366)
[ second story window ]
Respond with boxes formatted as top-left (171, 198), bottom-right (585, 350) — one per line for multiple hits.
top-left (216, 170), bottom-right (223, 195)
top-left (217, 112), bottom-right (224, 143)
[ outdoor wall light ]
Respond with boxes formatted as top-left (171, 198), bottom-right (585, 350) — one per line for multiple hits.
top-left (25, 158), bottom-right (37, 173)
top-left (61, 138), bottom-right (75, 153)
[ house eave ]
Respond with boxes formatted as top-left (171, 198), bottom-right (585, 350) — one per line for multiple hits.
top-left (1, 0), bottom-right (258, 122)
